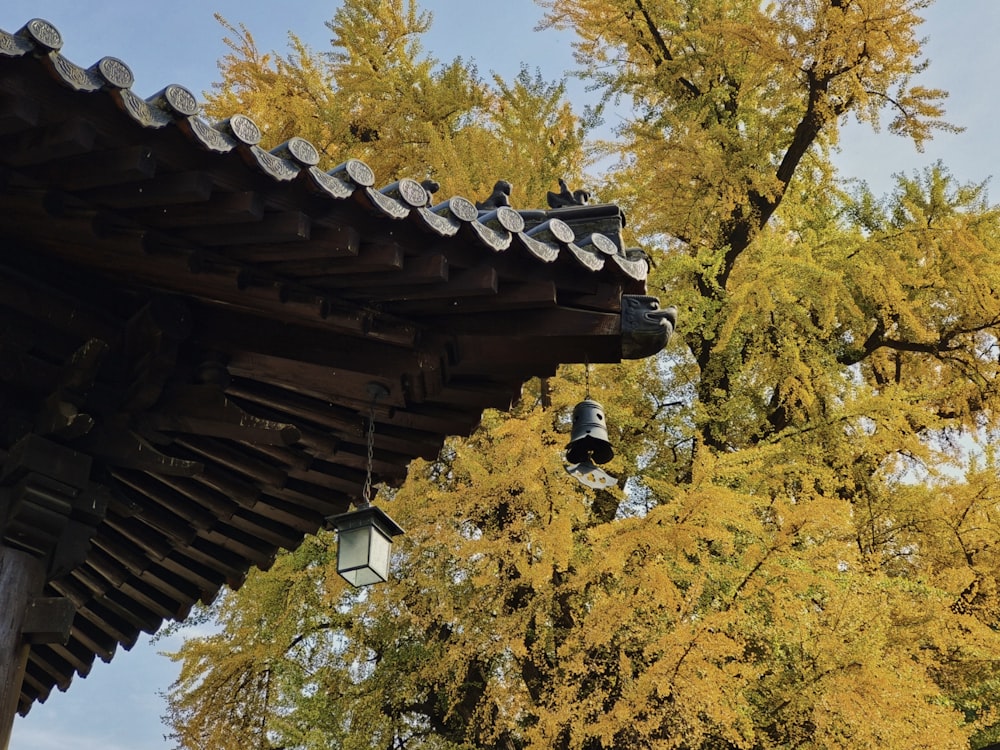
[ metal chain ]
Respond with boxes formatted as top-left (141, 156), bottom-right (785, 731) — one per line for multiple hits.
top-left (363, 396), bottom-right (376, 505)
top-left (585, 358), bottom-right (591, 399)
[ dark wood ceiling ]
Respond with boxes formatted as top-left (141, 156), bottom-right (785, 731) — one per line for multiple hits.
top-left (0, 18), bottom-right (674, 714)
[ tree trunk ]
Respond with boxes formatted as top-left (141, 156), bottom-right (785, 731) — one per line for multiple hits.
top-left (0, 545), bottom-right (45, 750)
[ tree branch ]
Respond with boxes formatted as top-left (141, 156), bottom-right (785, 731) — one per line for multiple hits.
top-left (629, 0), bottom-right (701, 99)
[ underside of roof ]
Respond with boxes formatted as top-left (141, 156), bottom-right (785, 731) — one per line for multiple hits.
top-left (0, 19), bottom-right (675, 714)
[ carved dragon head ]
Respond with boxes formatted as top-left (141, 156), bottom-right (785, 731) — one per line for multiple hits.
top-left (621, 295), bottom-right (678, 359)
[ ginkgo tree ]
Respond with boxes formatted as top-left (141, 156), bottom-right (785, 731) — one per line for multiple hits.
top-left (204, 0), bottom-right (585, 205)
top-left (164, 1), bottom-right (1000, 749)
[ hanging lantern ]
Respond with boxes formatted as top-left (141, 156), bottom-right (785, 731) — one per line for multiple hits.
top-left (329, 505), bottom-right (404, 587)
top-left (565, 398), bottom-right (614, 465)
top-left (328, 382), bottom-right (404, 587)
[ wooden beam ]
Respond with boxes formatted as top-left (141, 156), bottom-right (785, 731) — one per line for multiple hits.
top-left (348, 266), bottom-right (497, 307)
top-left (192, 466), bottom-right (261, 512)
top-left (111, 471), bottom-right (216, 532)
top-left (198, 525), bottom-right (275, 572)
top-left (156, 554), bottom-right (226, 602)
top-left (72, 423), bottom-right (203, 477)
top-left (0, 264), bottom-right (119, 344)
top-left (150, 475), bottom-right (239, 523)
top-left (2, 210), bottom-right (424, 349)
top-left (252, 494), bottom-right (325, 535)
top-left (222, 224), bottom-right (361, 263)
top-left (21, 648), bottom-right (72, 701)
top-left (0, 93), bottom-right (39, 137)
top-left (310, 252), bottom-right (448, 290)
top-left (190, 305), bottom-right (444, 391)
top-left (80, 171), bottom-right (214, 209)
top-left (101, 516), bottom-right (172, 566)
top-left (227, 509), bottom-right (303, 551)
top-left (48, 582), bottom-right (136, 647)
top-left (128, 190), bottom-right (263, 228)
top-left (264, 241), bottom-right (403, 276)
top-left (224, 351), bottom-right (405, 409)
top-left (180, 211), bottom-right (310, 247)
top-left (172, 437), bottom-right (288, 488)
top-left (426, 306), bottom-right (620, 338)
top-left (141, 384), bottom-right (301, 446)
top-left (225, 381), bottom-right (445, 459)
top-left (25, 145), bottom-right (157, 191)
top-left (425, 380), bottom-right (523, 411)
top-left (559, 282), bottom-right (624, 313)
top-left (0, 117), bottom-right (96, 167)
top-left (67, 617), bottom-right (116, 664)
top-left (386, 276), bottom-right (545, 314)
top-left (175, 537), bottom-right (249, 588)
top-left (449, 333), bottom-right (620, 374)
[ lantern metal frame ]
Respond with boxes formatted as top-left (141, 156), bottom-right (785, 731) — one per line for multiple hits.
top-left (329, 505), bottom-right (404, 587)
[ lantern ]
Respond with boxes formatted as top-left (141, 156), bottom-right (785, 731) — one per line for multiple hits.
top-left (329, 505), bottom-right (404, 587)
top-left (328, 382), bottom-right (404, 587)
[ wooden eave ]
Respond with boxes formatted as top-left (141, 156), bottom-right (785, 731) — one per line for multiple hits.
top-left (0, 19), bottom-right (660, 714)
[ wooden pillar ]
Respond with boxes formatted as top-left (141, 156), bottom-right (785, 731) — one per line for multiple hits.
top-left (0, 436), bottom-right (103, 742)
top-left (0, 545), bottom-right (45, 750)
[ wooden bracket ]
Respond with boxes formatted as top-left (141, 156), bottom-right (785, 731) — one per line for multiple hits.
top-left (21, 596), bottom-right (76, 645)
top-left (72, 420), bottom-right (203, 477)
top-left (0, 435), bottom-right (107, 581)
top-left (34, 338), bottom-right (108, 439)
top-left (142, 384), bottom-right (301, 445)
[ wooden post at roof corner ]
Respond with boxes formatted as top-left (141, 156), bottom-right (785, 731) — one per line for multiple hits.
top-left (0, 435), bottom-right (106, 750)
top-left (0, 545), bottom-right (45, 750)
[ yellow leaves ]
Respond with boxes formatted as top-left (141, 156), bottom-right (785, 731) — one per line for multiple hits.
top-left (574, 0), bottom-right (942, 243)
top-left (167, 370), bottom-right (1000, 750)
top-left (839, 169), bottom-right (1000, 433)
top-left (737, 571), bottom-right (978, 747)
top-left (533, 451), bottom-right (988, 744)
top-left (819, 653), bottom-right (971, 749)
top-left (205, 4), bottom-right (587, 202)
top-left (157, 3), bottom-right (1000, 747)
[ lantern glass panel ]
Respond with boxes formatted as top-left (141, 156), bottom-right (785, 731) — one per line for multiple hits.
top-left (337, 526), bottom-right (385, 585)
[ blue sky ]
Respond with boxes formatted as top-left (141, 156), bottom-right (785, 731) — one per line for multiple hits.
top-left (2, 1), bottom-right (998, 748)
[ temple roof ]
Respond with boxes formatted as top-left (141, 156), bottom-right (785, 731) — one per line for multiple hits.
top-left (0, 18), bottom-right (674, 713)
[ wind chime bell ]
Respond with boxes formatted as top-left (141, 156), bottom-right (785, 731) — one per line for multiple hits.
top-left (565, 398), bottom-right (614, 465)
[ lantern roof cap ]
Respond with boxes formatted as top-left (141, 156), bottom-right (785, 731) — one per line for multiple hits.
top-left (328, 506), bottom-right (405, 539)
